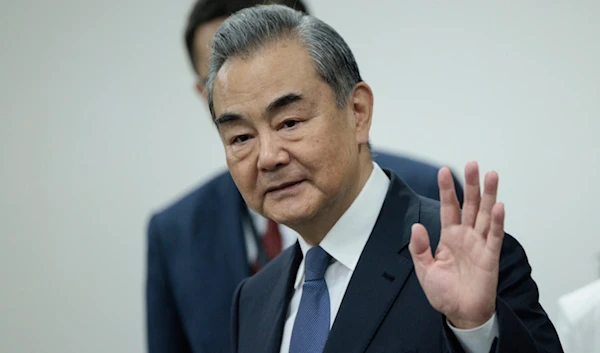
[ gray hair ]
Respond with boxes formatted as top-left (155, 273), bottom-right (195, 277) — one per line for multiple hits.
top-left (206, 4), bottom-right (363, 120)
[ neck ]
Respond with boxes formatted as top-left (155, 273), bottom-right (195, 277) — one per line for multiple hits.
top-left (293, 155), bottom-right (374, 246)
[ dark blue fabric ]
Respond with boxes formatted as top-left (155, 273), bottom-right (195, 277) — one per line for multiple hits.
top-left (289, 246), bottom-right (331, 353)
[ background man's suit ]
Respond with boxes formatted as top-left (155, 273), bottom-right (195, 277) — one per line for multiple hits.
top-left (146, 151), bottom-right (464, 353)
top-left (231, 170), bottom-right (562, 353)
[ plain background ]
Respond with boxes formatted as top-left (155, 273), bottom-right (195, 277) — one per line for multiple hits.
top-left (1, 1), bottom-right (598, 352)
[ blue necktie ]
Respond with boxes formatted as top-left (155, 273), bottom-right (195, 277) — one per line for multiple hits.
top-left (289, 246), bottom-right (332, 353)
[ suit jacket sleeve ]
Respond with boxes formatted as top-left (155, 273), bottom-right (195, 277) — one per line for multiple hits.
top-left (443, 234), bottom-right (563, 353)
top-left (146, 215), bottom-right (192, 353)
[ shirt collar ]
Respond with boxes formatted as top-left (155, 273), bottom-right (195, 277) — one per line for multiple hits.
top-left (295, 162), bottom-right (390, 288)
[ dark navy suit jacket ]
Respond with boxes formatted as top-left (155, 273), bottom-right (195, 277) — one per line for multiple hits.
top-left (146, 151), bottom-right (464, 353)
top-left (231, 170), bottom-right (563, 353)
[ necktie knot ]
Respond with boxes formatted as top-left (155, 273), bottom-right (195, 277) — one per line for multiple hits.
top-left (304, 246), bottom-right (331, 281)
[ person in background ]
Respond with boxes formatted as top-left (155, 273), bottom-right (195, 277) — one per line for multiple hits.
top-left (208, 5), bottom-right (562, 352)
top-left (145, 1), bottom-right (463, 352)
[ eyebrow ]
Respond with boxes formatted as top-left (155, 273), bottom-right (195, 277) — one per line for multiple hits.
top-left (214, 93), bottom-right (304, 126)
top-left (265, 93), bottom-right (304, 114)
top-left (214, 113), bottom-right (242, 126)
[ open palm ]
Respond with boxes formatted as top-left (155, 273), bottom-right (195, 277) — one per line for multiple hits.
top-left (409, 162), bottom-right (505, 329)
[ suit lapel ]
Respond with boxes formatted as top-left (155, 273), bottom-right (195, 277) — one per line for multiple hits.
top-left (324, 171), bottom-right (421, 353)
top-left (256, 243), bottom-right (303, 353)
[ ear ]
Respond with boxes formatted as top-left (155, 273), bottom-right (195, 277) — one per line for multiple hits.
top-left (195, 81), bottom-right (208, 101)
top-left (349, 82), bottom-right (374, 146)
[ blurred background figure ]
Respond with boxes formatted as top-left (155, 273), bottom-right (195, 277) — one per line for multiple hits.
top-left (146, 1), bottom-right (463, 353)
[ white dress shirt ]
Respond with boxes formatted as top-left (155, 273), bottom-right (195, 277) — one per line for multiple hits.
top-left (556, 279), bottom-right (600, 353)
top-left (278, 162), bottom-right (499, 353)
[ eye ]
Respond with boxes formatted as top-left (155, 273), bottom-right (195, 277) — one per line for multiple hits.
top-left (281, 119), bottom-right (299, 129)
top-left (232, 134), bottom-right (251, 144)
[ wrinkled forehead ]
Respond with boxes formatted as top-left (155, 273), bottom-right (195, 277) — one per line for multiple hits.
top-left (211, 39), bottom-right (322, 115)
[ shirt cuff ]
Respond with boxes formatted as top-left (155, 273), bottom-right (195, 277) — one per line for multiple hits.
top-left (447, 313), bottom-right (499, 353)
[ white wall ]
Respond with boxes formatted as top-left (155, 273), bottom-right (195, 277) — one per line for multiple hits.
top-left (1, 1), bottom-right (598, 352)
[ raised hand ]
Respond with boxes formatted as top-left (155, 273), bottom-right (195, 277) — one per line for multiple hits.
top-left (408, 161), bottom-right (505, 329)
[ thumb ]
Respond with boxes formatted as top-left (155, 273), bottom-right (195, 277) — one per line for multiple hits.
top-left (409, 223), bottom-right (434, 275)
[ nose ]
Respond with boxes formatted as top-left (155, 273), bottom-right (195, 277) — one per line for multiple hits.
top-left (256, 132), bottom-right (290, 171)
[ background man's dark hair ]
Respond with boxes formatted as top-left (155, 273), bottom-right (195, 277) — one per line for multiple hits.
top-left (184, 0), bottom-right (310, 74)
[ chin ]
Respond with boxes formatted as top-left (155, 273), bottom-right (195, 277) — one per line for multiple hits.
top-left (264, 199), bottom-right (317, 226)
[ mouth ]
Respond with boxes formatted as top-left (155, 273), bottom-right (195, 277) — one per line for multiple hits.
top-left (265, 180), bottom-right (305, 194)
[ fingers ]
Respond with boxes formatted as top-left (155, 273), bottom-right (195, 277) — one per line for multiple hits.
top-left (438, 167), bottom-right (460, 229)
top-left (486, 202), bottom-right (505, 254)
top-left (474, 171), bottom-right (499, 236)
top-left (409, 223), bottom-right (434, 274)
top-left (461, 161), bottom-right (481, 227)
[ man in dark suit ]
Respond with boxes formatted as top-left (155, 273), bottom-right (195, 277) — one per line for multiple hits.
top-left (145, 1), bottom-right (464, 353)
top-left (205, 5), bottom-right (564, 353)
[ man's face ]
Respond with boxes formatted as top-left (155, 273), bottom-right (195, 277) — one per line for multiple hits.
top-left (211, 39), bottom-right (371, 227)
top-left (192, 17), bottom-right (226, 99)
